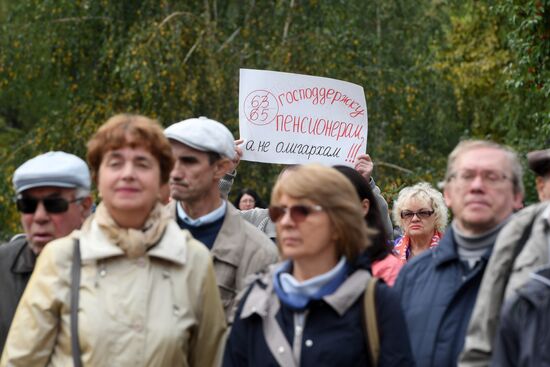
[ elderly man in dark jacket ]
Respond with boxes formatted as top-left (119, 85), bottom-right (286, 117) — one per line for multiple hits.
top-left (394, 140), bottom-right (524, 367)
top-left (0, 152), bottom-right (92, 355)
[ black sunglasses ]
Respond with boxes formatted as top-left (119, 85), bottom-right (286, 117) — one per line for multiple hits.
top-left (16, 196), bottom-right (83, 214)
top-left (268, 204), bottom-right (323, 223)
top-left (400, 209), bottom-right (435, 220)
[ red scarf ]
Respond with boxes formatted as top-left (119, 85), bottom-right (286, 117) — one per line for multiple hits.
top-left (393, 230), bottom-right (442, 264)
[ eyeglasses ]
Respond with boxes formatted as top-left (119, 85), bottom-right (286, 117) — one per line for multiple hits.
top-left (268, 204), bottom-right (323, 223)
top-left (448, 170), bottom-right (510, 186)
top-left (16, 196), bottom-right (83, 214)
top-left (400, 209), bottom-right (435, 220)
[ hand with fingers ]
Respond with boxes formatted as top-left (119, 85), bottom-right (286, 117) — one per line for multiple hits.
top-left (354, 153), bottom-right (373, 183)
top-left (230, 139), bottom-right (244, 172)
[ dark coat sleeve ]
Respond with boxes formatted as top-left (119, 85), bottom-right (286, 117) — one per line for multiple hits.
top-left (376, 281), bottom-right (416, 367)
top-left (222, 285), bottom-right (255, 367)
top-left (489, 296), bottom-right (521, 367)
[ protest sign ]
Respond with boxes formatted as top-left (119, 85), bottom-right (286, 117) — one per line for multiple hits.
top-left (239, 69), bottom-right (368, 166)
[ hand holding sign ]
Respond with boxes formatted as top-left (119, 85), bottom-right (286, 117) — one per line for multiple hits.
top-left (354, 153), bottom-right (374, 183)
top-left (228, 139), bottom-right (244, 172)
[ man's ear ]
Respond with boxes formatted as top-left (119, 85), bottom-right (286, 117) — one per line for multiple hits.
top-left (361, 198), bottom-right (370, 216)
top-left (443, 186), bottom-right (452, 208)
top-left (79, 196), bottom-right (94, 219)
top-left (213, 158), bottom-right (232, 180)
top-left (512, 191), bottom-right (524, 211)
top-left (536, 176), bottom-right (546, 201)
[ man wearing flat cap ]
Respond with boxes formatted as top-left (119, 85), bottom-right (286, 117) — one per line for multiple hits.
top-left (527, 147), bottom-right (550, 202)
top-left (0, 151), bottom-right (93, 354)
top-left (165, 117), bottom-right (278, 322)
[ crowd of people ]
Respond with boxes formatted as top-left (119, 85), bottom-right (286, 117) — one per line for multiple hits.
top-left (0, 113), bottom-right (549, 367)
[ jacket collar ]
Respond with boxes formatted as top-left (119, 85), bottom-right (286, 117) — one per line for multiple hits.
top-left (323, 269), bottom-right (371, 315)
top-left (433, 227), bottom-right (460, 266)
top-left (210, 203), bottom-right (247, 267)
top-left (11, 238), bottom-right (36, 274)
top-left (434, 226), bottom-right (494, 268)
top-left (79, 218), bottom-right (187, 265)
top-left (240, 264), bottom-right (371, 319)
top-left (168, 200), bottom-right (245, 266)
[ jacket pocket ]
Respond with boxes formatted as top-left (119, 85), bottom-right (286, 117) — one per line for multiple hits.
top-left (218, 283), bottom-right (237, 309)
top-left (213, 260), bottom-right (238, 308)
top-left (506, 251), bottom-right (542, 299)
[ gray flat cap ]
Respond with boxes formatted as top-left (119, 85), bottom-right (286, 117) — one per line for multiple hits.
top-left (165, 116), bottom-right (236, 159)
top-left (527, 148), bottom-right (550, 176)
top-left (13, 151), bottom-right (91, 194)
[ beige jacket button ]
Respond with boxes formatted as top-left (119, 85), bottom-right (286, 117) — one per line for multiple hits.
top-left (277, 346), bottom-right (284, 354)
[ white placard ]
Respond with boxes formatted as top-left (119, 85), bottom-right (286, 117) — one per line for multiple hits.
top-left (239, 69), bottom-right (368, 166)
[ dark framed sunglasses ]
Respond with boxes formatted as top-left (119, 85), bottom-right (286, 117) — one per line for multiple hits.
top-left (400, 209), bottom-right (435, 220)
top-left (16, 196), bottom-right (83, 214)
top-left (268, 204), bottom-right (323, 223)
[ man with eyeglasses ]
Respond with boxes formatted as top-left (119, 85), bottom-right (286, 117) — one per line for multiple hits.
top-left (0, 151), bottom-right (92, 354)
top-left (394, 140), bottom-right (524, 367)
top-left (460, 146), bottom-right (550, 367)
top-left (164, 117), bottom-right (278, 322)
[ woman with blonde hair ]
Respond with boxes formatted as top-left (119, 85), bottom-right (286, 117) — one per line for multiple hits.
top-left (1, 114), bottom-right (226, 366)
top-left (223, 164), bottom-right (414, 366)
top-left (392, 182), bottom-right (448, 263)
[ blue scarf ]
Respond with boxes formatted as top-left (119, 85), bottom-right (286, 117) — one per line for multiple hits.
top-left (273, 257), bottom-right (348, 311)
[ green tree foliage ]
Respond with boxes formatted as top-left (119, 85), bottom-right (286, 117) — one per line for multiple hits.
top-left (0, 0), bottom-right (548, 239)
top-left (433, 0), bottom-right (549, 202)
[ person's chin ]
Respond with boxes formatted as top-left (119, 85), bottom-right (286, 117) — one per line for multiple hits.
top-left (464, 201), bottom-right (491, 212)
top-left (464, 206), bottom-right (492, 219)
top-left (112, 199), bottom-right (153, 212)
top-left (171, 190), bottom-right (193, 202)
top-left (29, 237), bottom-right (52, 253)
top-left (462, 211), bottom-right (495, 228)
top-left (281, 243), bottom-right (303, 258)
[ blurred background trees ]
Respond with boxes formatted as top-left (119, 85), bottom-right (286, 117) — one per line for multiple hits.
top-left (0, 0), bottom-right (548, 239)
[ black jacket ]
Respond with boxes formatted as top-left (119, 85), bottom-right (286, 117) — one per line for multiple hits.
top-left (491, 266), bottom-right (550, 367)
top-left (0, 236), bottom-right (36, 354)
top-left (223, 262), bottom-right (415, 367)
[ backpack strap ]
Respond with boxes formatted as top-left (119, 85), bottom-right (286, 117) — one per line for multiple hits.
top-left (363, 277), bottom-right (380, 366)
top-left (71, 238), bottom-right (83, 367)
top-left (512, 206), bottom-right (543, 260)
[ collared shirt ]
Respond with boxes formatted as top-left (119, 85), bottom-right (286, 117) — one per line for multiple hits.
top-left (177, 200), bottom-right (226, 227)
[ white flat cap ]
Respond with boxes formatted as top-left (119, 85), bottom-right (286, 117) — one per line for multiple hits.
top-left (164, 116), bottom-right (236, 159)
top-left (13, 151), bottom-right (91, 194)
